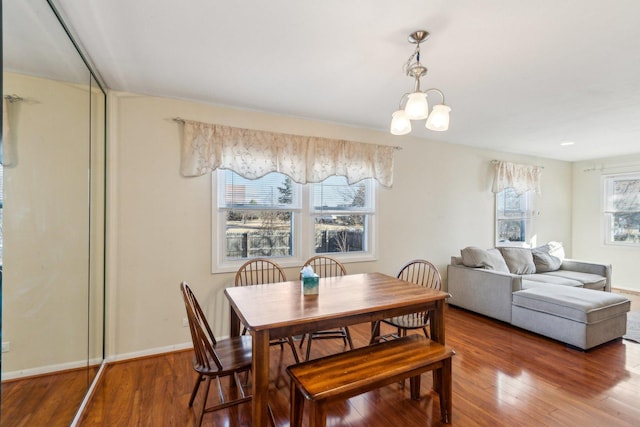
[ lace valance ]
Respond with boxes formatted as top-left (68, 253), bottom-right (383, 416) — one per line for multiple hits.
top-left (491, 160), bottom-right (542, 195)
top-left (180, 120), bottom-right (395, 187)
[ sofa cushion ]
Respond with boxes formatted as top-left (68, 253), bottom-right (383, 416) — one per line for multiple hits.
top-left (512, 286), bottom-right (630, 324)
top-left (532, 241), bottom-right (565, 272)
top-left (521, 279), bottom-right (556, 290)
top-left (499, 247), bottom-right (536, 274)
top-left (522, 274), bottom-right (583, 287)
top-left (542, 270), bottom-right (607, 291)
top-left (460, 247), bottom-right (510, 273)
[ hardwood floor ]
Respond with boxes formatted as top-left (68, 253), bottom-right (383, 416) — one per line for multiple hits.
top-left (3, 293), bottom-right (637, 426)
top-left (615, 288), bottom-right (640, 309)
top-left (1, 366), bottom-right (99, 427)
top-left (76, 303), bottom-right (640, 427)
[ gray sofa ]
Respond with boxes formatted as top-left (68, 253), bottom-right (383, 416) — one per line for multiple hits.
top-left (447, 244), bottom-right (630, 350)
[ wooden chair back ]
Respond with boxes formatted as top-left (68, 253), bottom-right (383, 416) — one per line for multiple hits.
top-left (370, 260), bottom-right (442, 344)
top-left (234, 258), bottom-right (287, 286)
top-left (300, 256), bottom-right (351, 359)
top-left (395, 259), bottom-right (442, 332)
top-left (396, 259), bottom-right (442, 290)
top-left (233, 259), bottom-right (300, 362)
top-left (180, 282), bottom-right (223, 373)
top-left (303, 255), bottom-right (346, 278)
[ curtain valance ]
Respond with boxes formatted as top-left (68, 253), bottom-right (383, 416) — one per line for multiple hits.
top-left (180, 120), bottom-right (395, 187)
top-left (491, 160), bottom-right (542, 195)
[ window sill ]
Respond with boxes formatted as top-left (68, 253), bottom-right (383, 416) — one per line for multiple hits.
top-left (212, 253), bottom-right (376, 275)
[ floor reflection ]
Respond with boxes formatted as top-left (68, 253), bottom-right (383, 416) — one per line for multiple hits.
top-left (1, 365), bottom-right (99, 426)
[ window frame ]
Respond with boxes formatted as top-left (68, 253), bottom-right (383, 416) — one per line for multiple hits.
top-left (603, 172), bottom-right (640, 246)
top-left (212, 171), bottom-right (377, 274)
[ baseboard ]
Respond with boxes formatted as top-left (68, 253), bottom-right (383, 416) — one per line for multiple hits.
top-left (1, 357), bottom-right (102, 381)
top-left (1, 342), bottom-right (195, 380)
top-left (104, 342), bottom-right (193, 363)
top-left (613, 287), bottom-right (640, 296)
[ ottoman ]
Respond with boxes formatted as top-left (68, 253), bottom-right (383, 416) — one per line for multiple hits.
top-left (511, 286), bottom-right (630, 350)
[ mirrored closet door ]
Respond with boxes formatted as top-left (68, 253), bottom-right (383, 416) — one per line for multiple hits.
top-left (2, 0), bottom-right (106, 424)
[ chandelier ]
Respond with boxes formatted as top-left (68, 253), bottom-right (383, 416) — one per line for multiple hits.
top-left (390, 30), bottom-right (451, 135)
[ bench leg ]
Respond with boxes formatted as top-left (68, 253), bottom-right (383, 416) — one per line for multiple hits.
top-left (290, 382), bottom-right (305, 427)
top-left (309, 401), bottom-right (327, 427)
top-left (434, 357), bottom-right (452, 423)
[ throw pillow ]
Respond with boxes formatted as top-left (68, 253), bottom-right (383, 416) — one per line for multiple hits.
top-left (532, 241), bottom-right (565, 272)
top-left (498, 247), bottom-right (536, 274)
top-left (460, 247), bottom-right (510, 273)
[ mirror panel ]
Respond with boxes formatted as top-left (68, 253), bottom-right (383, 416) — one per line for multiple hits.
top-left (3, 0), bottom-right (88, 84)
top-left (2, 0), bottom-right (106, 424)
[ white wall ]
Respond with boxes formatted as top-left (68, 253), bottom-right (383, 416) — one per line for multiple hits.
top-left (572, 154), bottom-right (640, 293)
top-left (107, 91), bottom-right (574, 359)
top-left (3, 73), bottom-right (92, 375)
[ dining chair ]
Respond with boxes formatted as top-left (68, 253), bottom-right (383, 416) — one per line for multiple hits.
top-left (299, 255), bottom-right (354, 360)
top-left (370, 259), bottom-right (442, 344)
top-left (234, 258), bottom-right (300, 363)
top-left (180, 282), bottom-right (252, 427)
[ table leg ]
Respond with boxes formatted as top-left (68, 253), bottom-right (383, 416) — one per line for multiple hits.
top-left (429, 299), bottom-right (446, 344)
top-left (230, 306), bottom-right (240, 337)
top-left (252, 329), bottom-right (270, 427)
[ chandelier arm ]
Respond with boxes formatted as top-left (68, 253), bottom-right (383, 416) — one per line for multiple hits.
top-left (424, 88), bottom-right (446, 104)
top-left (397, 93), bottom-right (411, 109)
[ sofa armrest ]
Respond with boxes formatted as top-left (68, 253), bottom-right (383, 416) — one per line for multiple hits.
top-left (446, 264), bottom-right (522, 323)
top-left (560, 259), bottom-right (612, 292)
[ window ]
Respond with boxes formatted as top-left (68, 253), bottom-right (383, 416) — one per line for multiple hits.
top-left (217, 170), bottom-right (300, 262)
top-left (311, 175), bottom-right (374, 255)
top-left (604, 173), bottom-right (640, 245)
top-left (495, 188), bottom-right (534, 247)
top-left (214, 170), bottom-right (376, 272)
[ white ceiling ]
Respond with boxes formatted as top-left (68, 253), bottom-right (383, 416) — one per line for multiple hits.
top-left (50, 0), bottom-right (640, 162)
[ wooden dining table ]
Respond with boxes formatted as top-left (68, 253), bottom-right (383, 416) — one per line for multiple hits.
top-left (224, 272), bottom-right (450, 426)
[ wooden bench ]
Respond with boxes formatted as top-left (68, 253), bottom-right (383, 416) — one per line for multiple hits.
top-left (286, 334), bottom-right (455, 426)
